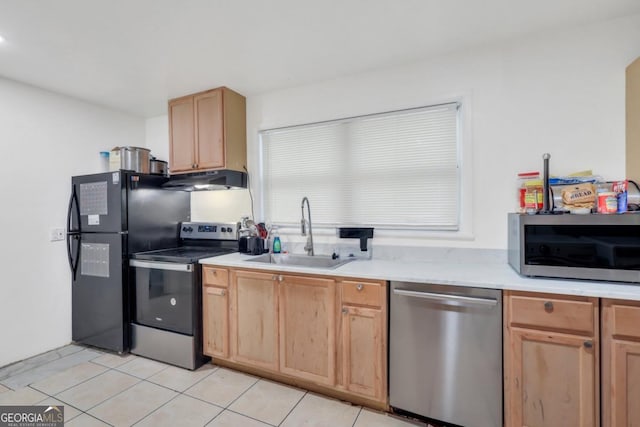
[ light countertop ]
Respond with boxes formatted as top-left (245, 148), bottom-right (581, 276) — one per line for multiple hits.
top-left (200, 249), bottom-right (640, 301)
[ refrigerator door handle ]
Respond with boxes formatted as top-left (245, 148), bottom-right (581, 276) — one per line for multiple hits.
top-left (67, 234), bottom-right (80, 281)
top-left (67, 184), bottom-right (81, 234)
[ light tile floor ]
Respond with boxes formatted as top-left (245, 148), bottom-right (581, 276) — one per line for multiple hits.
top-left (0, 344), bottom-right (428, 426)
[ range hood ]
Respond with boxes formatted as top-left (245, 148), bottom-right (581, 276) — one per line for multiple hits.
top-left (162, 169), bottom-right (248, 191)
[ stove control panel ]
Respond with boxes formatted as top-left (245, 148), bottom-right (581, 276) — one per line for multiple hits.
top-left (179, 222), bottom-right (239, 240)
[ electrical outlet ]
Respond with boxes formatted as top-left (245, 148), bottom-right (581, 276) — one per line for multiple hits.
top-left (50, 228), bottom-right (65, 242)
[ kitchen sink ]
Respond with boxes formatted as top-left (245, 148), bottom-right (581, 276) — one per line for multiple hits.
top-left (245, 253), bottom-right (355, 269)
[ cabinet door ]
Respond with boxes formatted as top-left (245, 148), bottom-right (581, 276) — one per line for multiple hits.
top-left (230, 270), bottom-right (279, 371)
top-left (203, 286), bottom-right (228, 358)
top-left (194, 89), bottom-right (225, 170)
top-left (341, 305), bottom-right (383, 399)
top-left (169, 96), bottom-right (196, 173)
top-left (602, 299), bottom-right (640, 427)
top-left (279, 275), bottom-right (336, 385)
top-left (506, 328), bottom-right (597, 427)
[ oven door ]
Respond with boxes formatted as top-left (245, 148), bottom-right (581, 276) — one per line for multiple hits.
top-left (130, 260), bottom-right (195, 335)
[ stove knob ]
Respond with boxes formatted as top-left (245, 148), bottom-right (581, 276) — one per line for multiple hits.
top-left (182, 226), bottom-right (188, 232)
top-left (222, 227), bottom-right (229, 232)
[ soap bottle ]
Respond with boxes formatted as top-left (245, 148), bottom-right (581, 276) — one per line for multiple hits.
top-left (272, 227), bottom-right (281, 254)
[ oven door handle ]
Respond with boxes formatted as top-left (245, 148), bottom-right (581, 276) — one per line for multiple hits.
top-left (130, 259), bottom-right (193, 272)
top-left (392, 288), bottom-right (498, 307)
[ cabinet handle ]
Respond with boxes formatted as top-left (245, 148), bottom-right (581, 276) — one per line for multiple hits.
top-left (278, 275), bottom-right (283, 282)
top-left (192, 164), bottom-right (197, 169)
top-left (342, 307), bottom-right (348, 314)
top-left (220, 289), bottom-right (226, 296)
top-left (544, 301), bottom-right (554, 312)
top-left (583, 340), bottom-right (593, 349)
top-left (356, 283), bottom-right (364, 291)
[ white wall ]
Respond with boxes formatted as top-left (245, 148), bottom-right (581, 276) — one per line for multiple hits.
top-left (0, 77), bottom-right (145, 367)
top-left (145, 14), bottom-right (640, 250)
top-left (244, 14), bottom-right (640, 249)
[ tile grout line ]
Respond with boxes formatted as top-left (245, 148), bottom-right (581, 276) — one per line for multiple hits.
top-left (61, 366), bottom-right (144, 414)
top-left (220, 374), bottom-right (261, 409)
top-left (223, 407), bottom-right (279, 426)
top-left (351, 406), bottom-right (363, 427)
top-left (130, 393), bottom-right (183, 427)
top-left (277, 390), bottom-right (308, 427)
top-left (30, 364), bottom-right (109, 396)
top-left (0, 349), bottom-right (103, 390)
top-left (80, 411), bottom-right (115, 427)
top-left (145, 364), bottom-right (219, 394)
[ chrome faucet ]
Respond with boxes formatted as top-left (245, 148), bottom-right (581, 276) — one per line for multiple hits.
top-left (300, 197), bottom-right (314, 256)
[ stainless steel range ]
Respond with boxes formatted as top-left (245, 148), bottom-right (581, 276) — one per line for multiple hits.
top-left (130, 221), bottom-right (238, 370)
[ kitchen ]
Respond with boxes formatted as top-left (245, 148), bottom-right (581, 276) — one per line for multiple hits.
top-left (1, 1), bottom-right (640, 426)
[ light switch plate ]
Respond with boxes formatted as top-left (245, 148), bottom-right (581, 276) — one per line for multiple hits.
top-left (50, 228), bottom-right (65, 242)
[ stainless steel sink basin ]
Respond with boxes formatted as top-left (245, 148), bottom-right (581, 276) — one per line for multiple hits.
top-left (245, 253), bottom-right (354, 269)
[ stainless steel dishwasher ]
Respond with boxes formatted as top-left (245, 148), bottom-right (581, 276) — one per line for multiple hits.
top-left (389, 282), bottom-right (502, 427)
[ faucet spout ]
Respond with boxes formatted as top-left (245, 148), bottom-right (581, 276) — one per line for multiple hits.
top-left (301, 197), bottom-right (314, 256)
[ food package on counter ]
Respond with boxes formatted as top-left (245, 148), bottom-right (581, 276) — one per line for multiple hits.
top-left (612, 180), bottom-right (628, 213)
top-left (562, 183), bottom-right (596, 210)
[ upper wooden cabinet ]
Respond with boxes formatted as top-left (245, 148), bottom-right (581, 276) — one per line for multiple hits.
top-left (504, 291), bottom-right (599, 427)
top-left (168, 87), bottom-right (246, 174)
top-left (601, 299), bottom-right (640, 427)
top-left (626, 57), bottom-right (640, 183)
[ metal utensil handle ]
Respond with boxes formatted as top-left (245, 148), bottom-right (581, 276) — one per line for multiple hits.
top-left (130, 260), bottom-right (193, 272)
top-left (392, 288), bottom-right (498, 306)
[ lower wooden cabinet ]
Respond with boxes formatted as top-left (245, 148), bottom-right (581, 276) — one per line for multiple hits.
top-left (203, 267), bottom-right (230, 358)
top-left (229, 270), bottom-right (279, 371)
top-left (341, 305), bottom-right (385, 399)
top-left (202, 266), bottom-right (388, 408)
top-left (601, 299), bottom-right (640, 427)
top-left (279, 274), bottom-right (336, 386)
top-left (504, 291), bottom-right (599, 427)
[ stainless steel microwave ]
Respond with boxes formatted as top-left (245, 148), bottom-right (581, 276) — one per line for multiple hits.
top-left (508, 212), bottom-right (640, 283)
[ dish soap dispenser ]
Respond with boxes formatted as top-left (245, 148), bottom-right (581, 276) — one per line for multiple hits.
top-left (272, 227), bottom-right (282, 254)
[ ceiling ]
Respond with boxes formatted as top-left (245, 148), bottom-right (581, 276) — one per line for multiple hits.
top-left (0, 0), bottom-right (638, 118)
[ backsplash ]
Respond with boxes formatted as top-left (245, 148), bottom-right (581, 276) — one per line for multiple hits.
top-left (190, 190), bottom-right (252, 222)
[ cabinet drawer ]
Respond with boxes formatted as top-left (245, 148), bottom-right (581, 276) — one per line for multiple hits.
top-left (341, 280), bottom-right (383, 308)
top-left (610, 303), bottom-right (640, 338)
top-left (509, 294), bottom-right (595, 335)
top-left (203, 267), bottom-right (229, 287)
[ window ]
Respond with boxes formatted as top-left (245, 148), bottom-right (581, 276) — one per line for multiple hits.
top-left (260, 102), bottom-right (461, 230)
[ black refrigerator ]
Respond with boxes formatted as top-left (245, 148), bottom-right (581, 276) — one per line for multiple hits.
top-left (66, 171), bottom-right (189, 353)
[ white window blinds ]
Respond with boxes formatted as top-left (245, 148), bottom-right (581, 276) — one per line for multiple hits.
top-left (260, 103), bottom-right (460, 230)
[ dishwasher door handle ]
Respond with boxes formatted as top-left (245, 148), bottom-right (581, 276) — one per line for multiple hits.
top-left (392, 288), bottom-right (498, 307)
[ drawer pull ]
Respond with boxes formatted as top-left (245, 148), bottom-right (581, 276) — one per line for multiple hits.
top-left (356, 283), bottom-right (364, 291)
top-left (583, 340), bottom-right (593, 349)
top-left (544, 301), bottom-right (554, 312)
top-left (342, 307), bottom-right (348, 314)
